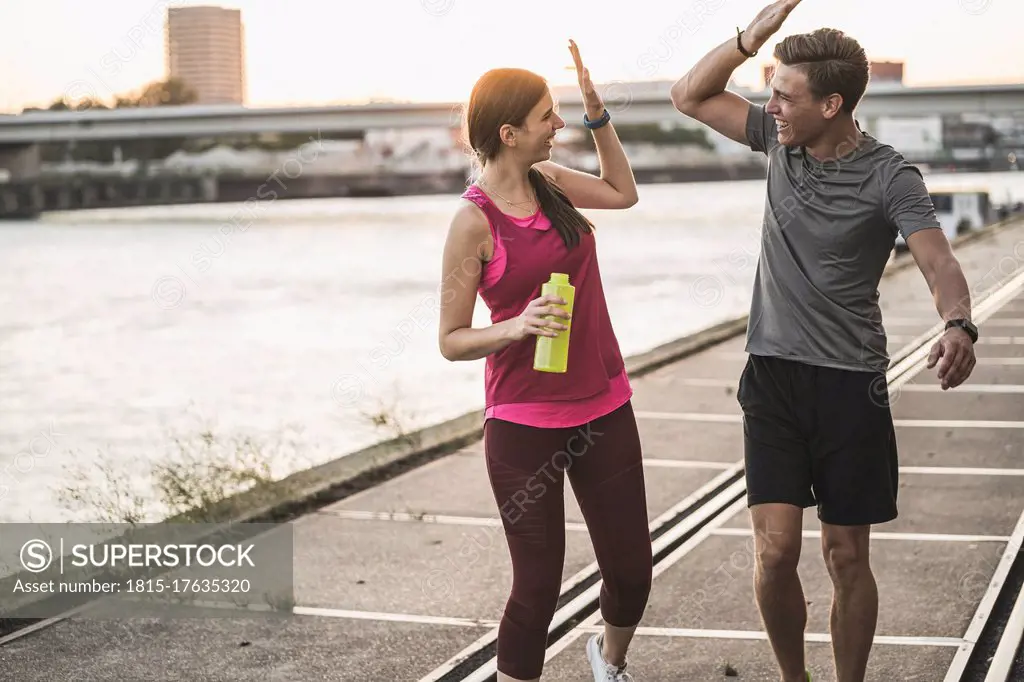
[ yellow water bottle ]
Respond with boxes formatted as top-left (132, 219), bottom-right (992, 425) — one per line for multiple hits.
top-left (533, 273), bottom-right (575, 373)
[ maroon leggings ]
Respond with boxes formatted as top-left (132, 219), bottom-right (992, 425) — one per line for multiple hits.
top-left (483, 400), bottom-right (653, 680)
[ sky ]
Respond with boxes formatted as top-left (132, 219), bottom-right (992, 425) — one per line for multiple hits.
top-left (1, 0), bottom-right (1022, 113)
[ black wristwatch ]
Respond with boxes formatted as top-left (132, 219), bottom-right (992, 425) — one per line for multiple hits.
top-left (945, 318), bottom-right (978, 343)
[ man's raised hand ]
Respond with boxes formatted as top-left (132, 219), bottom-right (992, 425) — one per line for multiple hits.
top-left (745, 0), bottom-right (803, 50)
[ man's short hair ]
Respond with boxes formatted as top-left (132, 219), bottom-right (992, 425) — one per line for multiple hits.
top-left (773, 28), bottom-right (870, 114)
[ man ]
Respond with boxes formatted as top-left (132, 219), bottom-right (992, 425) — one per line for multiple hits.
top-left (670, 2), bottom-right (978, 681)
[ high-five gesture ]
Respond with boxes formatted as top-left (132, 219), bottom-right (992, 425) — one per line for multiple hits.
top-left (744, 0), bottom-right (803, 52)
top-left (569, 39), bottom-right (605, 120)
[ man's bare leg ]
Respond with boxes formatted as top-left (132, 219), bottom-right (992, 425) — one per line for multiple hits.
top-left (821, 523), bottom-right (876, 682)
top-left (751, 503), bottom-right (808, 682)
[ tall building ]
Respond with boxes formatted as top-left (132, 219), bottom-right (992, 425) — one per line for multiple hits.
top-left (166, 6), bottom-right (246, 105)
top-left (762, 60), bottom-right (904, 89)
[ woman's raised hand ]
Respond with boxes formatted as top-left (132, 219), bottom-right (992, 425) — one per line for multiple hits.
top-left (569, 39), bottom-right (605, 120)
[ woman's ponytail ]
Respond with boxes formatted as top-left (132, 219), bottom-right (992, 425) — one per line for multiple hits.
top-left (527, 167), bottom-right (594, 249)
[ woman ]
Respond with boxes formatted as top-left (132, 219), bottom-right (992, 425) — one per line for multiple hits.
top-left (437, 41), bottom-right (651, 682)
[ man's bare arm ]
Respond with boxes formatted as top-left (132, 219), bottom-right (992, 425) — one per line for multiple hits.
top-left (670, 38), bottom-right (756, 145)
top-left (906, 228), bottom-right (976, 389)
top-left (906, 229), bottom-right (972, 323)
top-left (670, 0), bottom-right (802, 143)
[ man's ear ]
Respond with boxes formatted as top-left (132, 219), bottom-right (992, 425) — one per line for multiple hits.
top-left (821, 93), bottom-right (844, 120)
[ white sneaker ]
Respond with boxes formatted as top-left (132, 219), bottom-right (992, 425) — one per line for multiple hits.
top-left (586, 633), bottom-right (634, 681)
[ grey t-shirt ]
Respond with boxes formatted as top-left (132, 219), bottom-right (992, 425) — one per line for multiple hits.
top-left (743, 104), bottom-right (941, 374)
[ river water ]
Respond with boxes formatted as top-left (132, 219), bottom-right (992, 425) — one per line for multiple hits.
top-left (3, 172), bottom-right (1023, 523)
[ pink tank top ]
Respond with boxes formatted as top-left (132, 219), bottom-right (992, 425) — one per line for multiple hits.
top-left (461, 184), bottom-right (632, 429)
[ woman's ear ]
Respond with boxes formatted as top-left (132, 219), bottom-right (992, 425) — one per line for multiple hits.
top-left (499, 123), bottom-right (517, 148)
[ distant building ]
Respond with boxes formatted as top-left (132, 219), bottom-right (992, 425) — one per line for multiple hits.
top-left (165, 6), bottom-right (246, 105)
top-left (869, 61), bottom-right (905, 84)
top-left (762, 60), bottom-right (904, 89)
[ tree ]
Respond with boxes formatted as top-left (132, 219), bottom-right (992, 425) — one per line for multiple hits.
top-left (26, 78), bottom-right (197, 115)
top-left (570, 122), bottom-right (716, 153)
top-left (614, 123), bottom-right (714, 148)
top-left (36, 95), bottom-right (109, 112)
top-left (118, 78), bottom-right (198, 108)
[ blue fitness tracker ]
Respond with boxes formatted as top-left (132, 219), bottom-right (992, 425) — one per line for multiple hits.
top-left (584, 109), bottom-right (611, 130)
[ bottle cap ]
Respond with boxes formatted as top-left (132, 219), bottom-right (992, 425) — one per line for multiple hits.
top-left (549, 273), bottom-right (569, 285)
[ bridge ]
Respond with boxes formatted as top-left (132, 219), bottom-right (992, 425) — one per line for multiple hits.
top-left (1, 81), bottom-right (1022, 146)
top-left (1, 81), bottom-right (1021, 217)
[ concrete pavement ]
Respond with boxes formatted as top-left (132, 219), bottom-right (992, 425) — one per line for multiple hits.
top-left (3, 217), bottom-right (1024, 681)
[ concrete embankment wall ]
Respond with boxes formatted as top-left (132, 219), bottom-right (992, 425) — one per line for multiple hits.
top-left (0, 164), bottom-right (770, 219)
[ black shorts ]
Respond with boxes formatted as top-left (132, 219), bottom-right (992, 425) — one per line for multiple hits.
top-left (736, 354), bottom-right (899, 526)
